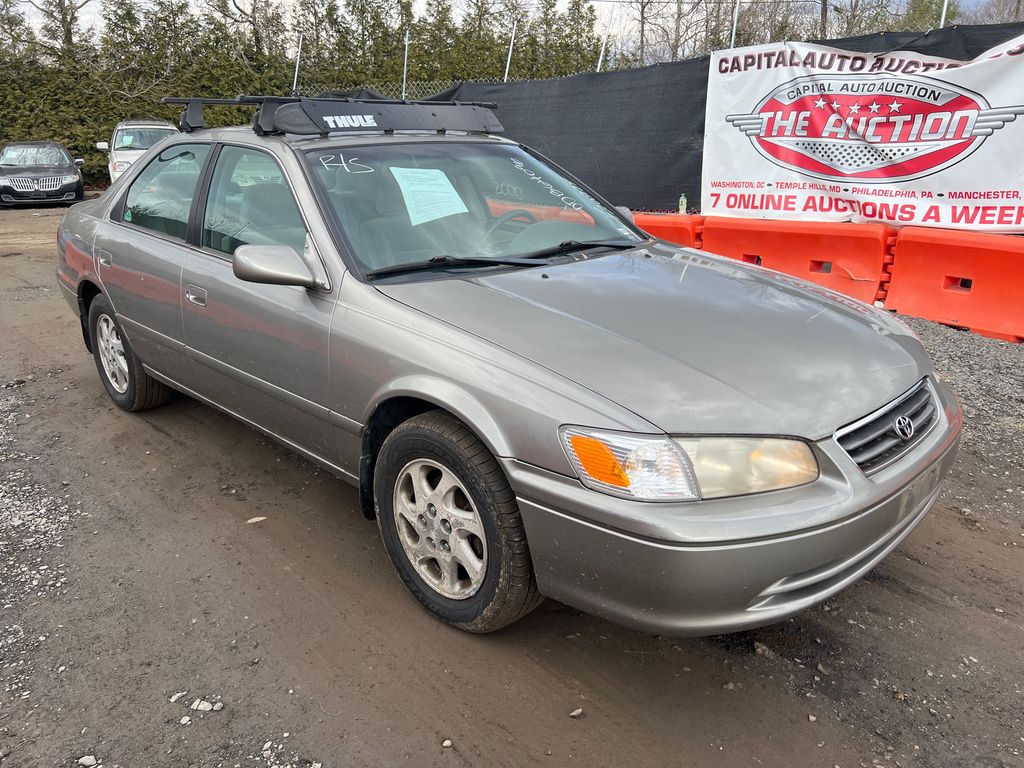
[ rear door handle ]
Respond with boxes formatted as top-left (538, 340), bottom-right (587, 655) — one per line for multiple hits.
top-left (185, 284), bottom-right (207, 307)
top-left (97, 249), bottom-right (112, 268)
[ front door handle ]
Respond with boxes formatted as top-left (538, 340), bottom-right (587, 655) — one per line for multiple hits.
top-left (185, 284), bottom-right (207, 307)
top-left (97, 249), bottom-right (112, 268)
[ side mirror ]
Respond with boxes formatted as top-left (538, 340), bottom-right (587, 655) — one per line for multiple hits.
top-left (74, 158), bottom-right (84, 168)
top-left (233, 244), bottom-right (317, 288)
top-left (96, 141), bottom-right (109, 152)
top-left (615, 206), bottom-right (634, 223)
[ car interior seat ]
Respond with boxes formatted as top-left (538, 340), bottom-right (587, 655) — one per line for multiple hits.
top-left (236, 182), bottom-right (307, 254)
top-left (358, 173), bottom-right (449, 270)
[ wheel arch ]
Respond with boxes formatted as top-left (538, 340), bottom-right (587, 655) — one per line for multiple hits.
top-left (357, 379), bottom-right (514, 520)
top-left (77, 279), bottom-right (103, 352)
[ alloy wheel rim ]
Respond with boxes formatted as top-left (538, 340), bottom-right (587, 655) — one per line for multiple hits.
top-left (393, 459), bottom-right (488, 600)
top-left (96, 314), bottom-right (129, 394)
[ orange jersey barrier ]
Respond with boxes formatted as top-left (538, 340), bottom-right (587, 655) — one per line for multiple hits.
top-left (886, 227), bottom-right (1024, 343)
top-left (632, 213), bottom-right (705, 249)
top-left (487, 200), bottom-right (595, 226)
top-left (698, 217), bottom-right (896, 305)
top-left (631, 212), bottom-right (1023, 342)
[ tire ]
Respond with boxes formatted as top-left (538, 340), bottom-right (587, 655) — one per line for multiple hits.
top-left (374, 410), bottom-right (543, 632)
top-left (87, 293), bottom-right (171, 412)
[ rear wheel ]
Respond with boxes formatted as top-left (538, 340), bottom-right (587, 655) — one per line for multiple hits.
top-left (88, 293), bottom-right (171, 411)
top-left (374, 410), bottom-right (543, 632)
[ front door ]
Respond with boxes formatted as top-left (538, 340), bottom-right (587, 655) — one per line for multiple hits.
top-left (95, 142), bottom-right (211, 378)
top-left (181, 144), bottom-right (336, 460)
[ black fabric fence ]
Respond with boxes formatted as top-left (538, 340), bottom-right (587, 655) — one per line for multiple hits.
top-left (426, 23), bottom-right (1024, 212)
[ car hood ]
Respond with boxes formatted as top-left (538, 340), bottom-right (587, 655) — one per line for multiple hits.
top-left (376, 243), bottom-right (931, 438)
top-left (1, 164), bottom-right (74, 176)
top-left (110, 148), bottom-right (148, 159)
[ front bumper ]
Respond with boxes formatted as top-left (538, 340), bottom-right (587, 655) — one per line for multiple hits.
top-left (504, 376), bottom-right (962, 636)
top-left (1, 181), bottom-right (82, 205)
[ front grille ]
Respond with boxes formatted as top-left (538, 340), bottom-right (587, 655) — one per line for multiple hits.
top-left (8, 176), bottom-right (64, 192)
top-left (836, 379), bottom-right (937, 474)
top-left (38, 176), bottom-right (63, 191)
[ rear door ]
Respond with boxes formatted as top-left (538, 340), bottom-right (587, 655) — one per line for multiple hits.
top-left (94, 142), bottom-right (212, 378)
top-left (180, 143), bottom-right (336, 459)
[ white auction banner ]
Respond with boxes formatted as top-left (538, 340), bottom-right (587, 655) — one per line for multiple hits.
top-left (701, 35), bottom-right (1024, 231)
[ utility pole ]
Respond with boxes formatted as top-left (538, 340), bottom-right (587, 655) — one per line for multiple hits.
top-left (503, 20), bottom-right (517, 82)
top-left (820, 0), bottom-right (828, 38)
top-left (291, 32), bottom-right (304, 96)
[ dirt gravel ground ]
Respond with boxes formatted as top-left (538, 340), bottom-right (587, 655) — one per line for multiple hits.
top-left (0, 204), bottom-right (1021, 768)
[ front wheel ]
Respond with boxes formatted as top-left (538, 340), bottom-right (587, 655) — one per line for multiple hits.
top-left (374, 410), bottom-right (543, 632)
top-left (88, 293), bottom-right (171, 411)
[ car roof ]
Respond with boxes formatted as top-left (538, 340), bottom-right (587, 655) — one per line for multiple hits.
top-left (115, 119), bottom-right (178, 129)
top-left (3, 140), bottom-right (67, 148)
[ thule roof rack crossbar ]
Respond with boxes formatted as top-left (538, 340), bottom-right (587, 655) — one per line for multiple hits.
top-left (161, 95), bottom-right (504, 137)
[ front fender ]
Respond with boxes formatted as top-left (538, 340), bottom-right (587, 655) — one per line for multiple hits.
top-left (364, 374), bottom-right (516, 459)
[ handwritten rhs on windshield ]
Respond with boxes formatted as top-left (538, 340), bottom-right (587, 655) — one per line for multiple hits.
top-left (319, 154), bottom-right (373, 174)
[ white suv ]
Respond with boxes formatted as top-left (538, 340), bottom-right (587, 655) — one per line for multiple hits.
top-left (96, 119), bottom-right (179, 182)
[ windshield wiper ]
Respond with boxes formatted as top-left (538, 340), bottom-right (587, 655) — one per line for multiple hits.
top-left (365, 254), bottom-right (548, 280)
top-left (516, 238), bottom-right (648, 260)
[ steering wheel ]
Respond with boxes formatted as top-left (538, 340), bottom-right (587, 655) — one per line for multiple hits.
top-left (483, 208), bottom-right (538, 240)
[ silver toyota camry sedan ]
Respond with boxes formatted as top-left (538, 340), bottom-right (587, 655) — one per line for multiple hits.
top-left (55, 96), bottom-right (962, 635)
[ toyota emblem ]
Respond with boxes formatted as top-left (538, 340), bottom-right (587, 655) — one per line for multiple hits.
top-left (893, 415), bottom-right (915, 441)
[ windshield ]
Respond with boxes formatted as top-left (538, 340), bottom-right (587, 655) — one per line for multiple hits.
top-left (113, 127), bottom-right (177, 151)
top-left (0, 145), bottom-right (71, 166)
top-left (306, 142), bottom-right (643, 276)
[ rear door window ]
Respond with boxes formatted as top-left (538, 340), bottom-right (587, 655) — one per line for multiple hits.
top-left (120, 143), bottom-right (211, 240)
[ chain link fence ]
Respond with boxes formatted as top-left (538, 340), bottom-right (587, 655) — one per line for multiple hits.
top-left (299, 77), bottom-right (509, 100)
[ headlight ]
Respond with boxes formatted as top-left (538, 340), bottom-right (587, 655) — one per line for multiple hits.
top-left (62, 174), bottom-right (79, 185)
top-left (674, 437), bottom-right (818, 499)
top-left (560, 428), bottom-right (699, 501)
top-left (112, 160), bottom-right (132, 173)
top-left (0, 176), bottom-right (10, 185)
top-left (560, 427), bottom-right (818, 501)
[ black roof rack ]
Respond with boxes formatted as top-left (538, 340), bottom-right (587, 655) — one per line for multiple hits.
top-left (160, 95), bottom-right (503, 137)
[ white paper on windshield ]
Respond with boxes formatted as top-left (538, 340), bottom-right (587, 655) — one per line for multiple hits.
top-left (390, 167), bottom-right (468, 226)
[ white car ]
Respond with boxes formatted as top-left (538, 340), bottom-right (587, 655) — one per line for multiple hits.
top-left (96, 119), bottom-right (179, 182)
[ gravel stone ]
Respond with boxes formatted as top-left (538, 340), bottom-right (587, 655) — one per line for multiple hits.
top-left (905, 316), bottom-right (1024, 521)
top-left (0, 388), bottom-right (78, 707)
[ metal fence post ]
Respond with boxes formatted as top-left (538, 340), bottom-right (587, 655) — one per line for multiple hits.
top-left (291, 32), bottom-right (304, 96)
top-left (504, 21), bottom-right (517, 82)
top-left (730, 0), bottom-right (742, 48)
top-left (401, 29), bottom-right (410, 99)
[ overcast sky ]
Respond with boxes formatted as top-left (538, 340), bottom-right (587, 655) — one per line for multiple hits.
top-left (21, 0), bottom-right (987, 57)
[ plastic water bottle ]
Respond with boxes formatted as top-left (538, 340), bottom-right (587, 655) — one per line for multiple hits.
top-left (678, 193), bottom-right (687, 214)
